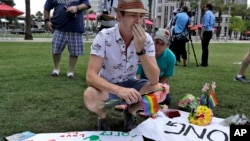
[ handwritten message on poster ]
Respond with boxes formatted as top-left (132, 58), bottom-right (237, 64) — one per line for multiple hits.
top-left (24, 130), bottom-right (143, 141)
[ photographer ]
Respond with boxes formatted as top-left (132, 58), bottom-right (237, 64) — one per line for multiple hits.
top-left (97, 0), bottom-right (118, 32)
top-left (170, 6), bottom-right (190, 66)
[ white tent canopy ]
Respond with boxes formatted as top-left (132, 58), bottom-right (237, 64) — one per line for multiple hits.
top-left (0, 18), bottom-right (9, 23)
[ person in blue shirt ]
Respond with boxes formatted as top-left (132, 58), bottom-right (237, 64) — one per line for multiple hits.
top-left (44, 0), bottom-right (91, 78)
top-left (170, 6), bottom-right (190, 66)
top-left (200, 3), bottom-right (215, 67)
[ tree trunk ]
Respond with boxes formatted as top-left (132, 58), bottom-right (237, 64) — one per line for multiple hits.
top-left (147, 0), bottom-right (153, 35)
top-left (216, 11), bottom-right (222, 40)
top-left (25, 0), bottom-right (33, 40)
top-left (148, 0), bottom-right (152, 20)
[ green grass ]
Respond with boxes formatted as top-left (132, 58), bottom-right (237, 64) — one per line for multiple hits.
top-left (0, 33), bottom-right (53, 38)
top-left (0, 41), bottom-right (250, 137)
top-left (0, 32), bottom-right (96, 39)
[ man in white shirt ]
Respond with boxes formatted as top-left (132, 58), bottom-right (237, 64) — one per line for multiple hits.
top-left (83, 0), bottom-right (168, 131)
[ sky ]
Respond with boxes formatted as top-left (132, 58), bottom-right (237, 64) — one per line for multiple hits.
top-left (14, 0), bottom-right (46, 15)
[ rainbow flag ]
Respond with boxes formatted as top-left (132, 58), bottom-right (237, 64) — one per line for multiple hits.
top-left (141, 94), bottom-right (159, 116)
top-left (208, 91), bottom-right (218, 109)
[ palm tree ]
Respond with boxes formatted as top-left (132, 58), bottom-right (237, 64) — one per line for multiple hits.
top-left (230, 4), bottom-right (250, 39)
top-left (212, 0), bottom-right (227, 40)
top-left (148, 0), bottom-right (152, 20)
top-left (35, 11), bottom-right (43, 22)
top-left (1, 0), bottom-right (14, 6)
top-left (25, 0), bottom-right (33, 40)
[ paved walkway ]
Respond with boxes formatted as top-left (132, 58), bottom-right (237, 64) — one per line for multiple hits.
top-left (1, 36), bottom-right (250, 43)
top-left (0, 37), bottom-right (94, 43)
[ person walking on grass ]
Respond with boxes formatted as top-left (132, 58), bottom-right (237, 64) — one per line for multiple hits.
top-left (83, 0), bottom-right (168, 131)
top-left (44, 0), bottom-right (91, 78)
top-left (234, 50), bottom-right (250, 83)
top-left (200, 3), bottom-right (215, 67)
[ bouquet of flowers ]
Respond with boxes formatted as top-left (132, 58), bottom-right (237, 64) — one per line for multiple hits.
top-left (187, 82), bottom-right (218, 126)
top-left (188, 105), bottom-right (213, 126)
top-left (178, 93), bottom-right (199, 112)
top-left (199, 82), bottom-right (218, 110)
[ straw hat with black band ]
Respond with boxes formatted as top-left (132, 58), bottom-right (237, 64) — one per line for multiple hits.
top-left (114, 0), bottom-right (148, 14)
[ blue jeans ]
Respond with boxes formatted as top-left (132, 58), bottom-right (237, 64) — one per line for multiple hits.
top-left (105, 79), bottom-right (148, 107)
top-left (159, 94), bottom-right (171, 105)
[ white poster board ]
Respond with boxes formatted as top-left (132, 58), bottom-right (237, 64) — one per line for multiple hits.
top-left (23, 130), bottom-right (143, 141)
top-left (22, 110), bottom-right (229, 141)
top-left (137, 110), bottom-right (229, 141)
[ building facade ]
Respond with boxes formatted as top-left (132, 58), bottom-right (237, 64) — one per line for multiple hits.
top-left (153, 0), bottom-right (248, 38)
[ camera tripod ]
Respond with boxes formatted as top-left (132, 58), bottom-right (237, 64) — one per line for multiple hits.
top-left (186, 29), bottom-right (199, 67)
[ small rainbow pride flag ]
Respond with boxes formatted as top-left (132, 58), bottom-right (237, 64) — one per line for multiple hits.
top-left (208, 91), bottom-right (218, 109)
top-left (141, 93), bottom-right (159, 116)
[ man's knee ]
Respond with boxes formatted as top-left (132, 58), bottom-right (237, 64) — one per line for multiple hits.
top-left (83, 87), bottom-right (108, 109)
top-left (83, 87), bottom-right (96, 108)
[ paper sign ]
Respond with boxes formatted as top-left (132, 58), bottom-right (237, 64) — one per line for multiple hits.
top-left (137, 110), bottom-right (229, 141)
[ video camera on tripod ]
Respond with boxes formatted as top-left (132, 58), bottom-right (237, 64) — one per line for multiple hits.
top-left (170, 7), bottom-right (199, 67)
top-left (99, 8), bottom-right (109, 20)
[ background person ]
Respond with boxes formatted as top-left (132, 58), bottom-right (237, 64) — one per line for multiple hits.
top-left (234, 50), bottom-right (250, 83)
top-left (83, 0), bottom-right (168, 131)
top-left (96, 0), bottom-right (118, 32)
top-left (44, 0), bottom-right (91, 78)
top-left (166, 9), bottom-right (179, 36)
top-left (137, 28), bottom-right (176, 105)
top-left (170, 6), bottom-right (190, 66)
top-left (200, 3), bottom-right (215, 67)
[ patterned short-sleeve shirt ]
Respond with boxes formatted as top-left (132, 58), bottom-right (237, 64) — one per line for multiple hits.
top-left (91, 24), bottom-right (155, 83)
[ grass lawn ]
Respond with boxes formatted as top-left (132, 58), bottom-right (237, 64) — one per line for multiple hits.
top-left (0, 41), bottom-right (250, 137)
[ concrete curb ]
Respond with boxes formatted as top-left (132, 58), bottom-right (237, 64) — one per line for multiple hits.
top-left (1, 37), bottom-right (250, 43)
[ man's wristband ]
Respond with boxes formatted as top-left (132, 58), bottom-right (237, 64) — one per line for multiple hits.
top-left (45, 19), bottom-right (50, 23)
top-left (136, 49), bottom-right (146, 56)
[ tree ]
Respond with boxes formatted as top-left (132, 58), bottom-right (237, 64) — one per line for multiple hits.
top-left (229, 4), bottom-right (247, 39)
top-left (244, 20), bottom-right (250, 31)
top-left (35, 11), bottom-right (43, 22)
top-left (148, 0), bottom-right (152, 20)
top-left (212, 0), bottom-right (227, 40)
top-left (229, 16), bottom-right (245, 39)
top-left (24, 0), bottom-right (33, 40)
top-left (0, 0), bottom-right (14, 6)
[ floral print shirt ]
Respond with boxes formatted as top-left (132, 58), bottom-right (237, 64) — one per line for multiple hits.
top-left (90, 24), bottom-right (155, 83)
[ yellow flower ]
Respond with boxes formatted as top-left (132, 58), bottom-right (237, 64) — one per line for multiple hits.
top-left (188, 106), bottom-right (212, 126)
